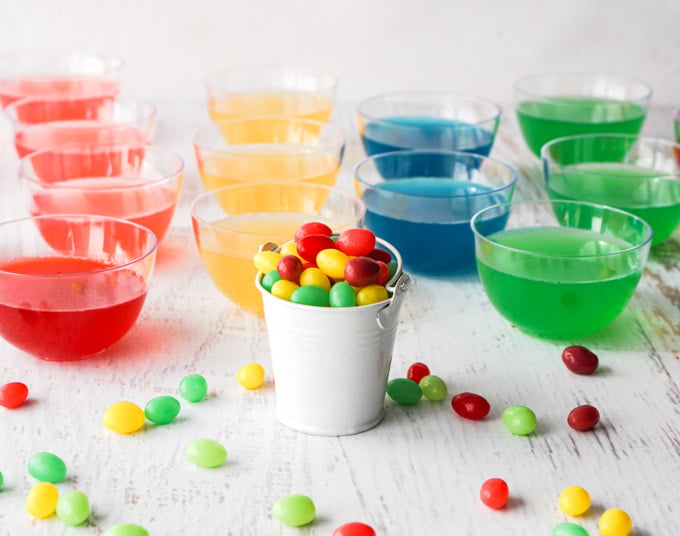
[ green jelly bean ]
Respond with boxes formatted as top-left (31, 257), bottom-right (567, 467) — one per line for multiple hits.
top-left (262, 269), bottom-right (282, 292)
top-left (386, 378), bottom-right (422, 405)
top-left (552, 522), bottom-right (590, 536)
top-left (0, 471), bottom-right (3, 489)
top-left (272, 494), bottom-right (316, 527)
top-left (56, 490), bottom-right (90, 526)
top-left (144, 395), bottom-right (181, 425)
top-left (329, 282), bottom-right (356, 307)
top-left (104, 524), bottom-right (149, 536)
top-left (179, 374), bottom-right (208, 403)
top-left (387, 261), bottom-right (399, 280)
top-left (27, 452), bottom-right (67, 483)
top-left (419, 375), bottom-right (448, 401)
top-left (502, 405), bottom-right (537, 436)
top-left (186, 439), bottom-right (227, 468)
top-left (290, 285), bottom-right (330, 307)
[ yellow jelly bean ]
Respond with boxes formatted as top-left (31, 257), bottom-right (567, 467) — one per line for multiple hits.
top-left (558, 486), bottom-right (590, 516)
top-left (238, 363), bottom-right (265, 389)
top-left (316, 248), bottom-right (349, 280)
top-left (271, 280), bottom-right (299, 301)
top-left (26, 482), bottom-right (59, 519)
top-left (279, 241), bottom-right (302, 259)
top-left (599, 508), bottom-right (632, 536)
top-left (299, 267), bottom-right (330, 291)
top-left (253, 251), bottom-right (282, 274)
top-left (103, 401), bottom-right (146, 434)
top-left (356, 284), bottom-right (389, 306)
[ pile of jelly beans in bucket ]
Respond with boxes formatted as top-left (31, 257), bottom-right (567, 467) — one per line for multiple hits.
top-left (254, 223), bottom-right (399, 307)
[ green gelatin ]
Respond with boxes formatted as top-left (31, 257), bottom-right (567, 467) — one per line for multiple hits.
top-left (419, 375), bottom-right (448, 401)
top-left (502, 405), bottom-right (537, 436)
top-left (272, 494), bottom-right (316, 527)
top-left (103, 524), bottom-right (149, 536)
top-left (552, 522), bottom-right (590, 536)
top-left (144, 396), bottom-right (181, 425)
top-left (290, 285), bottom-right (330, 307)
top-left (56, 490), bottom-right (90, 526)
top-left (186, 439), bottom-right (227, 468)
top-left (329, 282), bottom-right (356, 307)
top-left (179, 374), bottom-right (208, 403)
top-left (386, 378), bottom-right (422, 405)
top-left (261, 269), bottom-right (282, 292)
top-left (27, 452), bottom-right (67, 483)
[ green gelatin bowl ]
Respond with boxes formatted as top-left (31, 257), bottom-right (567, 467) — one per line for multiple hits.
top-left (542, 134), bottom-right (680, 246)
top-left (471, 200), bottom-right (653, 340)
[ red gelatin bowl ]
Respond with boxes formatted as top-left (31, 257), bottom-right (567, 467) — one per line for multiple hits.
top-left (0, 214), bottom-right (157, 361)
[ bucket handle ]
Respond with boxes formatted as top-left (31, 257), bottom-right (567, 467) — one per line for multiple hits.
top-left (377, 273), bottom-right (413, 331)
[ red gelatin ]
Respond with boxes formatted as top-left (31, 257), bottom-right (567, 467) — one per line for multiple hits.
top-left (294, 221), bottom-right (333, 242)
top-left (0, 382), bottom-right (29, 409)
top-left (451, 392), bottom-right (491, 420)
top-left (562, 345), bottom-right (599, 375)
top-left (407, 362), bottom-right (430, 384)
top-left (332, 522), bottom-right (376, 536)
top-left (344, 257), bottom-right (381, 287)
top-left (336, 228), bottom-right (376, 257)
top-left (567, 404), bottom-right (600, 431)
top-left (296, 234), bottom-right (336, 263)
top-left (480, 478), bottom-right (509, 509)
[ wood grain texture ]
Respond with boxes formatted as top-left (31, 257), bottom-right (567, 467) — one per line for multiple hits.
top-left (0, 103), bottom-right (678, 535)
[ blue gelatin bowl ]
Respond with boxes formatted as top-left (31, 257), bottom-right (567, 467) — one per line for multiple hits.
top-left (353, 149), bottom-right (518, 275)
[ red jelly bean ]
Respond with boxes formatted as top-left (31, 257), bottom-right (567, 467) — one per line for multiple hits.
top-left (407, 362), bottom-right (430, 384)
top-left (344, 257), bottom-right (381, 287)
top-left (451, 392), bottom-right (490, 420)
top-left (567, 404), bottom-right (600, 431)
top-left (297, 234), bottom-right (336, 263)
top-left (277, 254), bottom-right (303, 282)
top-left (480, 478), bottom-right (509, 509)
top-left (336, 229), bottom-right (376, 257)
top-left (366, 247), bottom-right (392, 264)
top-left (375, 261), bottom-right (390, 285)
top-left (332, 522), bottom-right (376, 536)
top-left (562, 345), bottom-right (599, 374)
top-left (0, 382), bottom-right (29, 409)
top-left (294, 221), bottom-right (333, 242)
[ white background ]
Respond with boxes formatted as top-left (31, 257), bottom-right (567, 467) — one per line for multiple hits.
top-left (1, 0), bottom-right (678, 106)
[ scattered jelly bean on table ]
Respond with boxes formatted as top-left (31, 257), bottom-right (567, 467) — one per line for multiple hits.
top-left (0, 471), bottom-right (4, 490)
top-left (186, 438), bottom-right (227, 468)
top-left (419, 375), bottom-right (448, 401)
top-left (261, 269), bottom-right (283, 291)
top-left (356, 284), bottom-right (388, 306)
top-left (344, 257), bottom-right (381, 287)
top-left (502, 405), bottom-right (537, 435)
top-left (599, 508), bottom-right (632, 536)
top-left (26, 481), bottom-right (59, 519)
top-left (0, 381), bottom-right (29, 409)
top-left (336, 228), bottom-right (376, 256)
top-left (567, 405), bottom-right (600, 431)
top-left (407, 362), bottom-right (430, 384)
top-left (479, 477), bottom-right (509, 509)
top-left (272, 494), bottom-right (316, 527)
top-left (56, 490), bottom-right (90, 526)
top-left (387, 378), bottom-right (422, 405)
top-left (451, 392), bottom-right (490, 420)
top-left (295, 221), bottom-right (332, 242)
top-left (144, 396), bottom-right (181, 425)
top-left (558, 486), bottom-right (591, 516)
top-left (27, 452), bottom-right (67, 483)
top-left (103, 401), bottom-right (146, 434)
top-left (291, 284), bottom-right (330, 306)
top-left (562, 345), bottom-right (599, 374)
top-left (179, 374), bottom-right (208, 403)
top-left (332, 521), bottom-right (377, 536)
top-left (329, 281), bottom-right (357, 307)
top-left (104, 524), bottom-right (149, 536)
top-left (238, 363), bottom-right (265, 389)
top-left (552, 522), bottom-right (590, 536)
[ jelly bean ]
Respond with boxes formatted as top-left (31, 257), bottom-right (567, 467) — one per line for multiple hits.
top-left (294, 221), bottom-right (332, 242)
top-left (291, 285), bottom-right (330, 307)
top-left (366, 247), bottom-right (392, 264)
top-left (27, 452), bottom-right (67, 483)
top-left (552, 522), bottom-right (590, 536)
top-left (387, 260), bottom-right (399, 280)
top-left (316, 248), bottom-right (349, 279)
top-left (407, 362), bottom-right (430, 384)
top-left (502, 405), bottom-right (537, 435)
top-left (104, 524), bottom-right (149, 536)
top-left (26, 481), bottom-right (59, 519)
top-left (562, 345), bottom-right (599, 374)
top-left (336, 228), bottom-right (376, 256)
top-left (451, 392), bottom-right (490, 420)
top-left (0, 471), bottom-right (4, 489)
top-left (356, 284), bottom-right (388, 306)
top-left (179, 373), bottom-right (208, 403)
top-left (0, 381), bottom-right (29, 409)
top-left (277, 254), bottom-right (303, 282)
top-left (419, 375), bottom-right (448, 401)
top-left (272, 494), bottom-right (316, 527)
top-left (253, 250), bottom-right (282, 274)
top-left (297, 234), bottom-right (336, 262)
top-left (271, 279), bottom-right (299, 301)
top-left (103, 401), bottom-right (146, 434)
top-left (375, 260), bottom-right (390, 285)
top-left (333, 522), bottom-right (377, 536)
top-left (56, 490), bottom-right (90, 526)
top-left (261, 269), bottom-right (283, 291)
top-left (567, 405), bottom-right (600, 431)
top-left (599, 508), bottom-right (632, 536)
top-left (238, 362), bottom-right (265, 389)
top-left (144, 395), bottom-right (181, 425)
top-left (479, 477), bottom-right (509, 509)
top-left (344, 257), bottom-right (381, 287)
top-left (279, 241), bottom-right (302, 259)
top-left (558, 486), bottom-right (591, 516)
top-left (186, 438), bottom-right (227, 468)
top-left (299, 267), bottom-right (331, 290)
top-left (386, 378), bottom-right (422, 405)
top-left (329, 281), bottom-right (357, 307)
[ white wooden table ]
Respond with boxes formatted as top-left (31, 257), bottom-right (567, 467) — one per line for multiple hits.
top-left (0, 101), bottom-right (678, 535)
